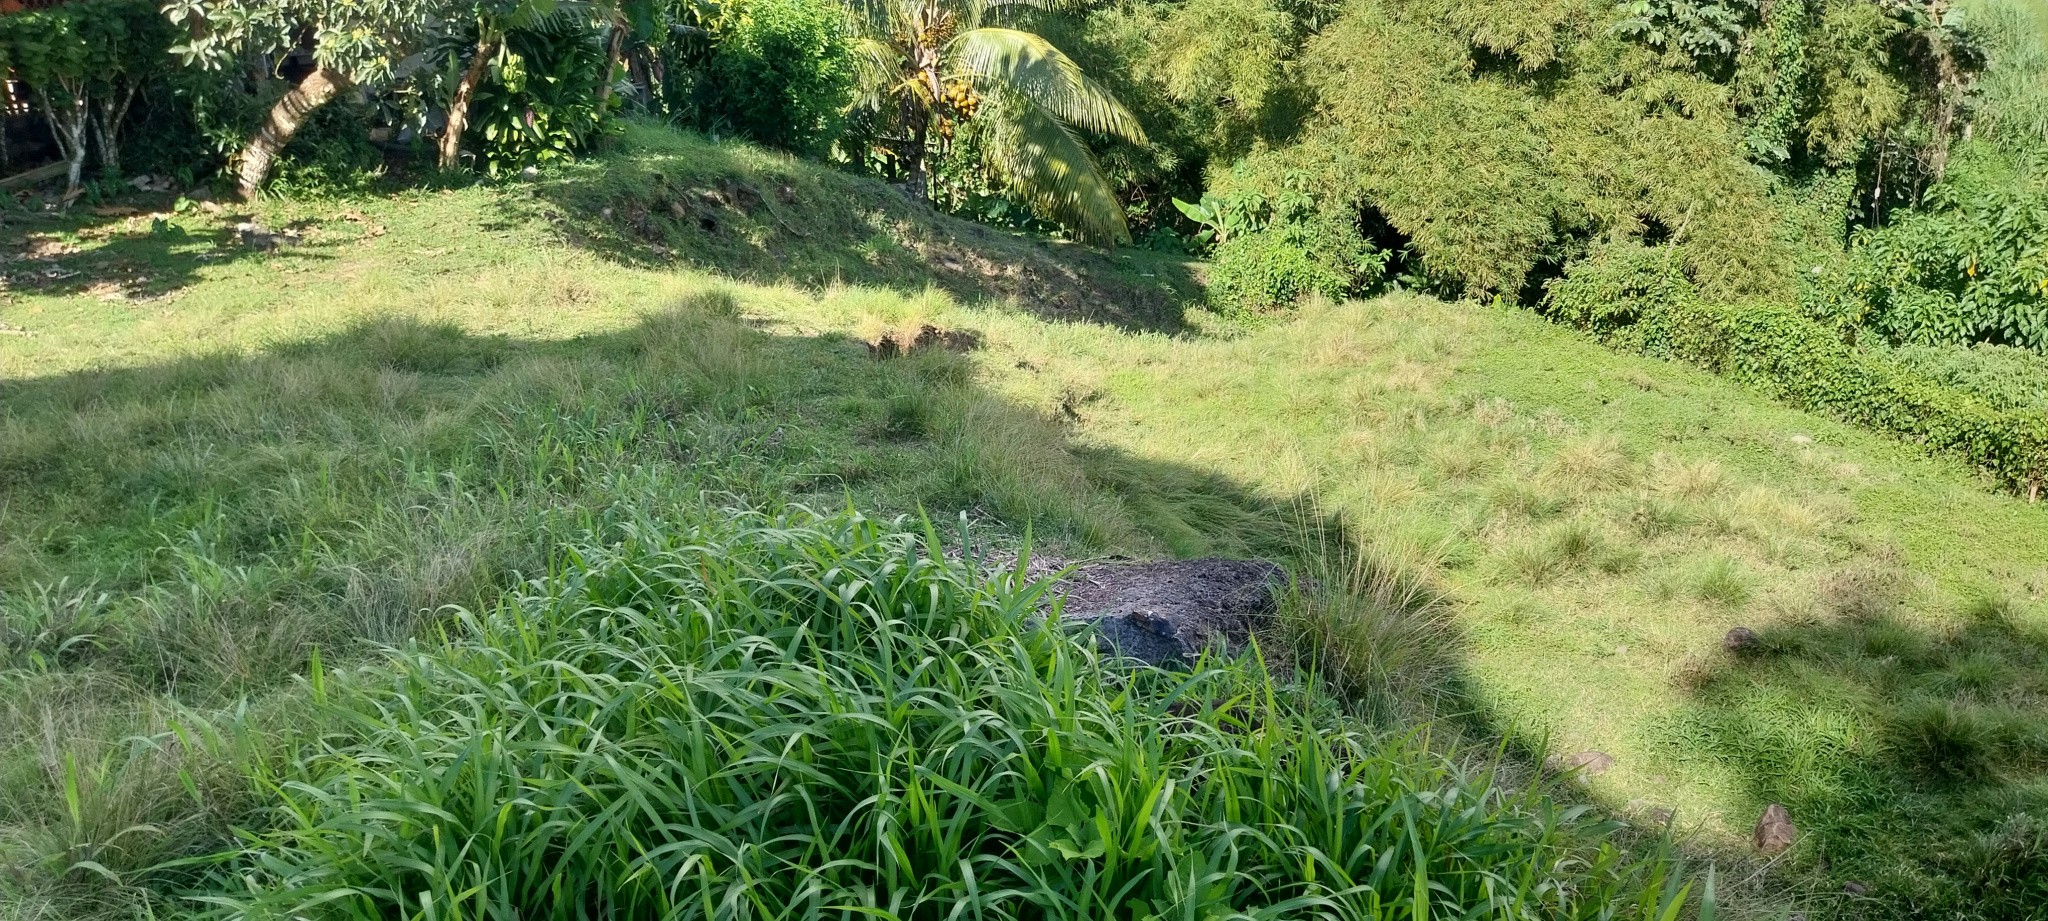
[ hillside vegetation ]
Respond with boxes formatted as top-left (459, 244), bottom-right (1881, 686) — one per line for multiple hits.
top-left (5, 126), bottom-right (2048, 919)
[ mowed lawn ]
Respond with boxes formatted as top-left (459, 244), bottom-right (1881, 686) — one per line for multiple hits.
top-left (6, 129), bottom-right (2048, 917)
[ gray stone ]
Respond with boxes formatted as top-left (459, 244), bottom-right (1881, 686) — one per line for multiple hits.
top-left (1754, 803), bottom-right (1797, 854)
top-left (1050, 558), bottom-right (1289, 668)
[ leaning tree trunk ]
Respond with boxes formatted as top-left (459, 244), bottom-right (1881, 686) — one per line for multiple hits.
top-left (236, 65), bottom-right (350, 201)
top-left (439, 38), bottom-right (497, 171)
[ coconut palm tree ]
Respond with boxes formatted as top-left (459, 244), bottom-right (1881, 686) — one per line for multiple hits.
top-left (848, 0), bottom-right (1146, 244)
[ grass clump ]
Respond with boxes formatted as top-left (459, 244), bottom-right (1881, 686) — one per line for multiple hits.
top-left (200, 508), bottom-right (1703, 920)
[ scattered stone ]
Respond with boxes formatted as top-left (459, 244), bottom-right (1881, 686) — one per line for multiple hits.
top-left (1049, 558), bottom-right (1289, 668)
top-left (1754, 803), bottom-right (1797, 854)
top-left (1723, 626), bottom-right (1761, 653)
top-left (234, 221), bottom-right (300, 251)
top-left (1844, 881), bottom-right (1868, 896)
top-left (1544, 750), bottom-right (1616, 778)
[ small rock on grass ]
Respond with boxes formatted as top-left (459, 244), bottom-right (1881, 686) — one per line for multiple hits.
top-left (1754, 803), bottom-right (1797, 853)
top-left (1723, 626), bottom-right (1761, 653)
top-left (1050, 558), bottom-right (1289, 669)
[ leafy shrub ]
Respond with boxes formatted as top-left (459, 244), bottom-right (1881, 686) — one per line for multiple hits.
top-left (1847, 149), bottom-right (2048, 351)
top-left (472, 24), bottom-right (617, 176)
top-left (1543, 243), bottom-right (1698, 333)
top-left (1548, 252), bottom-right (2048, 493)
top-left (696, 0), bottom-right (854, 155)
top-left (1885, 341), bottom-right (2048, 414)
top-left (269, 96), bottom-right (387, 196)
top-left (1208, 217), bottom-right (1385, 314)
top-left (203, 506), bottom-right (1705, 920)
top-left (1620, 298), bottom-right (2048, 493)
top-left (1614, 0), bottom-right (1752, 62)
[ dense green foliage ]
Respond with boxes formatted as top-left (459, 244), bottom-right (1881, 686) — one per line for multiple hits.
top-left (0, 0), bottom-right (174, 188)
top-left (1208, 218), bottom-right (1383, 315)
top-left (1886, 341), bottom-right (2048, 413)
top-left (693, 0), bottom-right (855, 155)
top-left (469, 22), bottom-right (619, 174)
top-left (1845, 148), bottom-right (2048, 349)
top-left (1546, 250), bottom-right (2048, 493)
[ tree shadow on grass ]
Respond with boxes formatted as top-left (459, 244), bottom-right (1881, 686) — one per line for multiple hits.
top-left (1674, 597), bottom-right (2048, 920)
top-left (494, 126), bottom-right (1202, 334)
top-left (0, 203), bottom-right (367, 311)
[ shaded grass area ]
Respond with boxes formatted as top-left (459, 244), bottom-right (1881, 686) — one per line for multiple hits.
top-left (0, 304), bottom-right (1172, 915)
top-left (0, 270), bottom-right (1664, 919)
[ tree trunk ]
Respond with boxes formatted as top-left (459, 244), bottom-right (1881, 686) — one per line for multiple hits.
top-left (595, 24), bottom-right (626, 108)
top-left (900, 95), bottom-right (930, 201)
top-left (899, 60), bottom-right (944, 202)
top-left (1928, 36), bottom-right (1961, 182)
top-left (236, 65), bottom-right (350, 201)
top-left (37, 86), bottom-right (89, 197)
top-left (90, 84), bottom-right (139, 178)
top-left (439, 38), bottom-right (497, 171)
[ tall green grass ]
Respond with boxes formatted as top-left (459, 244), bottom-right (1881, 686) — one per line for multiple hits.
top-left (197, 508), bottom-right (1702, 920)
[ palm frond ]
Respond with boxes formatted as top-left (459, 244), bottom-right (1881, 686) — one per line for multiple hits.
top-left (850, 36), bottom-right (908, 109)
top-left (968, 0), bottom-right (1086, 20)
top-left (501, 0), bottom-right (598, 32)
top-left (975, 87), bottom-right (1130, 245)
top-left (946, 27), bottom-right (1147, 145)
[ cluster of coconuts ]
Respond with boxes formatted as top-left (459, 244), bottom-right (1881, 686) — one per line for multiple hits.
top-left (935, 79), bottom-right (980, 140)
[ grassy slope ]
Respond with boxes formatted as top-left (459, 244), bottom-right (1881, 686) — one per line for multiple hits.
top-left (965, 295), bottom-right (2048, 912)
top-left (5, 125), bottom-right (2047, 917)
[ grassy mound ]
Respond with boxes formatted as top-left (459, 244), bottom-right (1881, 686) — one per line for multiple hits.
top-left (521, 122), bottom-right (1199, 331)
top-left (8, 122), bottom-right (2048, 919)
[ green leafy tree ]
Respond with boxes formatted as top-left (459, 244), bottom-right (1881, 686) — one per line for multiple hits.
top-left (435, 0), bottom-right (610, 170)
top-left (79, 2), bottom-right (177, 178)
top-left (848, 0), bottom-right (1146, 244)
top-left (0, 8), bottom-right (92, 194)
top-left (164, 0), bottom-right (449, 198)
top-left (697, 0), bottom-right (854, 155)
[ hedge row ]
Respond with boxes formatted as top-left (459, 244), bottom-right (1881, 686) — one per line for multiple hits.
top-left (1613, 299), bottom-right (2048, 496)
